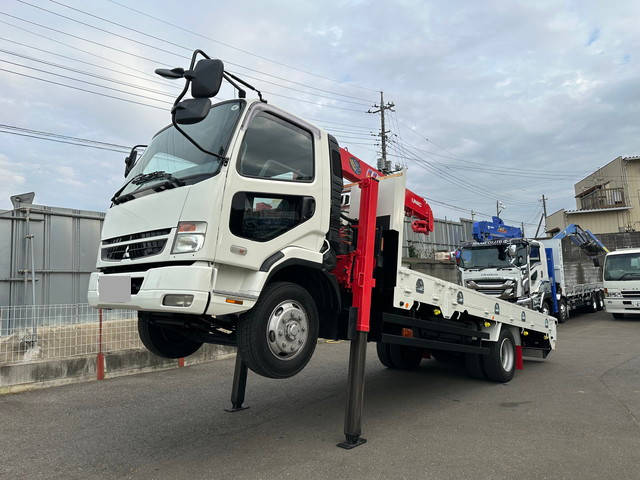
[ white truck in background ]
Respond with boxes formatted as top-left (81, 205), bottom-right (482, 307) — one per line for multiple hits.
top-left (457, 225), bottom-right (608, 322)
top-left (603, 248), bottom-right (640, 318)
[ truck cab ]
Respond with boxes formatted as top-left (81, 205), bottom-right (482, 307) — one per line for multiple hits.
top-left (457, 238), bottom-right (550, 312)
top-left (603, 248), bottom-right (640, 318)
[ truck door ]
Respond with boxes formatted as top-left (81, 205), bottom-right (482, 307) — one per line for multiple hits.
top-left (529, 244), bottom-right (545, 298)
top-left (216, 105), bottom-right (326, 271)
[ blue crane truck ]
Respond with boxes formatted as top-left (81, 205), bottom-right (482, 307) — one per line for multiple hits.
top-left (457, 218), bottom-right (608, 322)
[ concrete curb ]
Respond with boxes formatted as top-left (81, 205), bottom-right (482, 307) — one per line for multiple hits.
top-left (0, 344), bottom-right (236, 395)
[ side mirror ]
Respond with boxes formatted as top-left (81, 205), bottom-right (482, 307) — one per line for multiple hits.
top-left (173, 98), bottom-right (212, 125)
top-left (592, 257), bottom-right (600, 267)
top-left (124, 145), bottom-right (145, 177)
top-left (507, 244), bottom-right (517, 257)
top-left (189, 59), bottom-right (224, 99)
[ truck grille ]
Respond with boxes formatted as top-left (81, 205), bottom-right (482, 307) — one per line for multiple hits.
top-left (466, 279), bottom-right (516, 299)
top-left (621, 291), bottom-right (640, 298)
top-left (101, 239), bottom-right (167, 261)
top-left (102, 228), bottom-right (171, 245)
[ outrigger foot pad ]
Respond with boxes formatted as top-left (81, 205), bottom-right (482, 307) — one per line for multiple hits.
top-left (224, 405), bottom-right (250, 413)
top-left (337, 436), bottom-right (367, 449)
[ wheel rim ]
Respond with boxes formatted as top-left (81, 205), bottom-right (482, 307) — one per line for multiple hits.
top-left (560, 302), bottom-right (567, 320)
top-left (266, 300), bottom-right (309, 360)
top-left (500, 338), bottom-right (514, 372)
top-left (593, 297), bottom-right (597, 310)
top-left (542, 303), bottom-right (550, 315)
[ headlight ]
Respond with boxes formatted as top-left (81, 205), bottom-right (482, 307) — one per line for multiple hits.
top-left (172, 221), bottom-right (207, 254)
top-left (605, 288), bottom-right (622, 298)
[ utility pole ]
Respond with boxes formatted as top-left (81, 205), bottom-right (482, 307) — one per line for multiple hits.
top-left (368, 91), bottom-right (395, 172)
top-left (541, 194), bottom-right (548, 236)
top-left (496, 201), bottom-right (505, 217)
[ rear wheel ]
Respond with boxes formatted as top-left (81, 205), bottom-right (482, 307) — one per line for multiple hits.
top-left (237, 282), bottom-right (319, 379)
top-left (482, 327), bottom-right (516, 383)
top-left (589, 294), bottom-right (598, 313)
top-left (138, 312), bottom-right (202, 358)
top-left (556, 298), bottom-right (568, 323)
top-left (376, 342), bottom-right (422, 370)
top-left (465, 353), bottom-right (486, 379)
top-left (597, 292), bottom-right (605, 311)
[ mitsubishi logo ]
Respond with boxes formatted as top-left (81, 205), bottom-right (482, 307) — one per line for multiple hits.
top-left (122, 245), bottom-right (130, 259)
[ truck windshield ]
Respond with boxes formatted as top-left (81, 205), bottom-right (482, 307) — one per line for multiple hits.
top-left (459, 244), bottom-right (526, 269)
top-left (115, 99), bottom-right (245, 200)
top-left (603, 253), bottom-right (640, 280)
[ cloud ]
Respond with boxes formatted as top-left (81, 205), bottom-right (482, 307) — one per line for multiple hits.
top-left (587, 27), bottom-right (600, 46)
top-left (0, 0), bottom-right (638, 236)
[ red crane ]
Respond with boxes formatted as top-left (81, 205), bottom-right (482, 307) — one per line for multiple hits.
top-left (339, 148), bottom-right (434, 234)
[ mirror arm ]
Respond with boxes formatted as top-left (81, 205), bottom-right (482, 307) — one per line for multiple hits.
top-left (222, 73), bottom-right (246, 99)
top-left (225, 71), bottom-right (264, 102)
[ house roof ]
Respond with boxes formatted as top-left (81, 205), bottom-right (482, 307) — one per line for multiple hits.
top-left (565, 206), bottom-right (630, 214)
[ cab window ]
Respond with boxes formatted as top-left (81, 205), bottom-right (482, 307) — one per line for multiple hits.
top-left (237, 112), bottom-right (314, 182)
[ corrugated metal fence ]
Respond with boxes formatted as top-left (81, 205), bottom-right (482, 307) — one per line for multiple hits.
top-left (403, 217), bottom-right (473, 258)
top-left (0, 204), bottom-right (104, 307)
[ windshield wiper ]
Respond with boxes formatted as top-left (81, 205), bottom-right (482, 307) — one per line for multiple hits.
top-left (131, 170), bottom-right (185, 187)
top-left (111, 171), bottom-right (185, 205)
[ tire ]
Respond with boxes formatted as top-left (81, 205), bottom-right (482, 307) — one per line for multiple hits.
top-left (589, 294), bottom-right (598, 313)
top-left (465, 353), bottom-right (486, 379)
top-left (482, 327), bottom-right (516, 383)
top-left (613, 313), bottom-right (625, 319)
top-left (237, 282), bottom-right (319, 379)
top-left (555, 298), bottom-right (569, 324)
top-left (138, 312), bottom-right (202, 358)
top-left (376, 342), bottom-right (394, 368)
top-left (597, 292), bottom-right (605, 311)
top-left (541, 299), bottom-right (552, 316)
top-left (376, 342), bottom-right (422, 369)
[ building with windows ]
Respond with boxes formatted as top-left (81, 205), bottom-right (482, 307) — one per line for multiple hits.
top-left (546, 155), bottom-right (640, 235)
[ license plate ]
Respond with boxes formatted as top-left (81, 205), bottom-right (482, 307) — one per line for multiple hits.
top-left (99, 276), bottom-right (131, 303)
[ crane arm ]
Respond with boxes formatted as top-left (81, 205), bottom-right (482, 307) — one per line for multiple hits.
top-left (339, 148), bottom-right (434, 233)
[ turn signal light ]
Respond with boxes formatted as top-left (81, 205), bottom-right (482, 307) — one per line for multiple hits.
top-left (225, 298), bottom-right (244, 305)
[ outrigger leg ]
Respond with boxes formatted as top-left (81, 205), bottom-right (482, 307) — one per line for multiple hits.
top-left (225, 352), bottom-right (249, 412)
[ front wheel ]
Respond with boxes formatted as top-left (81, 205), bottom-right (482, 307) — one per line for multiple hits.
top-left (138, 312), bottom-right (203, 358)
top-left (237, 282), bottom-right (319, 379)
top-left (376, 342), bottom-right (422, 369)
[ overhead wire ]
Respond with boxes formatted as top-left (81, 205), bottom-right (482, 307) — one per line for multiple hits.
top-left (12, 1), bottom-right (375, 106)
top-left (102, 0), bottom-right (379, 94)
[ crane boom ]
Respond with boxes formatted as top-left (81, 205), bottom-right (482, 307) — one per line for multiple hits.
top-left (339, 148), bottom-right (434, 233)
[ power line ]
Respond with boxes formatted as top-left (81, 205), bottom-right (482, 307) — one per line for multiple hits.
top-left (390, 141), bottom-right (538, 206)
top-left (0, 124), bottom-right (129, 149)
top-left (0, 58), bottom-right (172, 105)
top-left (0, 35), bottom-right (178, 91)
top-left (0, 128), bottom-right (129, 153)
top-left (0, 67), bottom-right (167, 110)
top-left (0, 19), bottom-right (177, 88)
top-left (103, 0), bottom-right (378, 94)
top-left (12, 2), bottom-right (374, 107)
top-left (0, 48), bottom-right (177, 98)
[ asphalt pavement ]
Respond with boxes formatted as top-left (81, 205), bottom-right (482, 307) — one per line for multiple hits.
top-left (1, 309), bottom-right (639, 480)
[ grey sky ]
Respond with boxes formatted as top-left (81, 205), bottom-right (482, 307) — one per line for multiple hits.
top-left (0, 0), bottom-right (638, 235)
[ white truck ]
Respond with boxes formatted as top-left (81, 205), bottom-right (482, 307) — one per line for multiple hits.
top-left (88, 50), bottom-right (557, 447)
top-left (457, 225), bottom-right (607, 322)
top-left (603, 248), bottom-right (640, 319)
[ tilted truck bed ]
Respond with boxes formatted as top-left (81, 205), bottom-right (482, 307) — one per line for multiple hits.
top-left (395, 267), bottom-right (557, 350)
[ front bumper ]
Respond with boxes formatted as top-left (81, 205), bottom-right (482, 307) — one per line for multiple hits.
top-left (604, 297), bottom-right (640, 314)
top-left (88, 264), bottom-right (213, 314)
